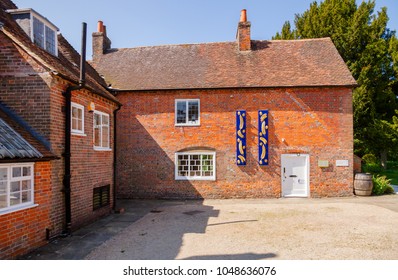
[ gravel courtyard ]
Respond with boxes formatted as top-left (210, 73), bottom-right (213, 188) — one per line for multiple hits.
top-left (85, 196), bottom-right (398, 260)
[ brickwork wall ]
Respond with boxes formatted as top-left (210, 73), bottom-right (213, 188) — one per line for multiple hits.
top-left (0, 32), bottom-right (51, 140)
top-left (0, 161), bottom-right (51, 260)
top-left (0, 32), bottom-right (117, 239)
top-left (116, 87), bottom-right (354, 199)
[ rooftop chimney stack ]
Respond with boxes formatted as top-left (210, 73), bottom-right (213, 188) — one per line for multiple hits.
top-left (237, 9), bottom-right (251, 52)
top-left (92, 20), bottom-right (111, 62)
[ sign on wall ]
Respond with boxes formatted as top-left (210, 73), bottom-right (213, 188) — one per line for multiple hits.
top-left (258, 110), bottom-right (269, 165)
top-left (236, 110), bottom-right (247, 165)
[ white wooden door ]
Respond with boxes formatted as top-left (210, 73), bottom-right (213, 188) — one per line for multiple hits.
top-left (281, 154), bottom-right (309, 197)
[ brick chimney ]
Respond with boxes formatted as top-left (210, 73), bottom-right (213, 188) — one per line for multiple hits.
top-left (236, 9), bottom-right (251, 51)
top-left (92, 20), bottom-right (111, 61)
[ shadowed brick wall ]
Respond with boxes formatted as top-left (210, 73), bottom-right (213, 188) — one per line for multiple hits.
top-left (0, 161), bottom-right (51, 260)
top-left (116, 87), bottom-right (353, 199)
top-left (0, 32), bottom-right (117, 241)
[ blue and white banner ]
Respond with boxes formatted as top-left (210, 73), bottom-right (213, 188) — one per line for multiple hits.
top-left (236, 110), bottom-right (247, 165)
top-left (258, 110), bottom-right (269, 166)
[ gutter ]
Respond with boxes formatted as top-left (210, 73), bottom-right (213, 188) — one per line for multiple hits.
top-left (61, 22), bottom-right (87, 235)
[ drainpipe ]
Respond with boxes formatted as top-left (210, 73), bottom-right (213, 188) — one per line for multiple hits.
top-left (112, 103), bottom-right (121, 212)
top-left (61, 22), bottom-right (87, 235)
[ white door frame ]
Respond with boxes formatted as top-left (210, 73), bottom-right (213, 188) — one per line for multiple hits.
top-left (281, 154), bottom-right (310, 197)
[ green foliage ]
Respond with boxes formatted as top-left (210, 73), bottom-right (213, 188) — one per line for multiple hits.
top-left (363, 163), bottom-right (383, 173)
top-left (362, 154), bottom-right (378, 164)
top-left (273, 0), bottom-right (398, 162)
top-left (372, 174), bottom-right (392, 195)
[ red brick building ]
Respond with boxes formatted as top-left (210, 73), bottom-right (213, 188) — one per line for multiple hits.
top-left (0, 0), bottom-right (120, 259)
top-left (93, 10), bottom-right (357, 199)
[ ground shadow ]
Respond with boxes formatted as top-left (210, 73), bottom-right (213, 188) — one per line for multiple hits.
top-left (183, 253), bottom-right (277, 260)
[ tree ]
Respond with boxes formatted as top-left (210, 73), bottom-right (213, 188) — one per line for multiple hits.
top-left (274, 0), bottom-right (398, 168)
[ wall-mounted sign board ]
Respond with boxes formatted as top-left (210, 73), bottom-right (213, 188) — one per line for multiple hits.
top-left (318, 160), bottom-right (329, 168)
top-left (336, 160), bottom-right (349, 167)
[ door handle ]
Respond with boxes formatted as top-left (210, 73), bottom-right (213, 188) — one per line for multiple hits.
top-left (289, 175), bottom-right (297, 178)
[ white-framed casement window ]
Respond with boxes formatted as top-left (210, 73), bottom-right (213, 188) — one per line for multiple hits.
top-left (71, 102), bottom-right (85, 135)
top-left (0, 163), bottom-right (35, 215)
top-left (93, 111), bottom-right (110, 150)
top-left (32, 15), bottom-right (57, 56)
top-left (175, 151), bottom-right (216, 180)
top-left (175, 99), bottom-right (200, 126)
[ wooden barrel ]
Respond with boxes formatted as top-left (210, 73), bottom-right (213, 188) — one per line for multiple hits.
top-left (354, 173), bottom-right (373, 196)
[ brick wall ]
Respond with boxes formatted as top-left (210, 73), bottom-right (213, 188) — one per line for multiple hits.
top-left (116, 87), bottom-right (354, 199)
top-left (0, 161), bottom-right (51, 260)
top-left (0, 32), bottom-right (118, 237)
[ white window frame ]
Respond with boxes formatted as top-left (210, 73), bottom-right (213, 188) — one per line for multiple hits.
top-left (30, 12), bottom-right (58, 56)
top-left (71, 102), bottom-right (85, 136)
top-left (175, 99), bottom-right (200, 126)
top-left (0, 163), bottom-right (36, 216)
top-left (93, 110), bottom-right (111, 151)
top-left (175, 151), bottom-right (216, 181)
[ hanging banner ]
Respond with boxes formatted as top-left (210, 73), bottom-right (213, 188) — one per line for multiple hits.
top-left (236, 110), bottom-right (246, 165)
top-left (258, 110), bottom-right (269, 165)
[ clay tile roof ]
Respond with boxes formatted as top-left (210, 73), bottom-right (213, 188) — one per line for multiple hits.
top-left (94, 38), bottom-right (357, 91)
top-left (0, 104), bottom-right (56, 161)
top-left (0, 0), bottom-right (120, 105)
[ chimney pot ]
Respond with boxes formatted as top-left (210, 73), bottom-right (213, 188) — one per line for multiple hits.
top-left (237, 10), bottom-right (251, 51)
top-left (240, 9), bottom-right (247, 22)
top-left (97, 21), bottom-right (104, 33)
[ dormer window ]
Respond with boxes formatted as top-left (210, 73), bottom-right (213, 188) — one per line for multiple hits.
top-left (7, 8), bottom-right (59, 56)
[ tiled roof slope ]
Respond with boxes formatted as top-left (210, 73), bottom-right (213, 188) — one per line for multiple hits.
top-left (0, 105), bottom-right (56, 160)
top-left (0, 0), bottom-right (120, 104)
top-left (94, 38), bottom-right (357, 91)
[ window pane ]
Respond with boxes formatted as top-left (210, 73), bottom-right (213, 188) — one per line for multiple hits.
top-left (0, 168), bottom-right (7, 180)
top-left (72, 118), bottom-right (78, 130)
top-left (33, 17), bottom-right (44, 49)
top-left (0, 195), bottom-right (7, 208)
top-left (94, 113), bottom-right (101, 126)
top-left (102, 115), bottom-right (109, 125)
top-left (12, 167), bottom-right (21, 178)
top-left (72, 107), bottom-right (78, 118)
top-left (23, 167), bottom-right (31, 177)
top-left (10, 192), bottom-right (20, 206)
top-left (45, 26), bottom-right (56, 55)
top-left (11, 181), bottom-right (20, 192)
top-left (21, 191), bottom-right (32, 203)
top-left (176, 101), bottom-right (187, 124)
top-left (78, 119), bottom-right (83, 131)
top-left (94, 127), bottom-right (101, 146)
top-left (102, 127), bottom-right (109, 148)
top-left (0, 182), bottom-right (6, 194)
top-left (188, 101), bottom-right (199, 123)
top-left (22, 180), bottom-right (31, 191)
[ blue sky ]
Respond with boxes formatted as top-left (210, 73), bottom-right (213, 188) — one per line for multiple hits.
top-left (12, 0), bottom-right (398, 59)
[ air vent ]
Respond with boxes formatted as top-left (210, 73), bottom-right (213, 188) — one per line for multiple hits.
top-left (93, 185), bottom-right (110, 210)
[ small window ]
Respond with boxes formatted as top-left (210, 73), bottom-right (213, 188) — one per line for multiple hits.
top-left (93, 185), bottom-right (110, 210)
top-left (0, 163), bottom-right (34, 214)
top-left (175, 151), bottom-right (215, 180)
top-left (93, 111), bottom-right (110, 150)
top-left (175, 99), bottom-right (200, 126)
top-left (71, 103), bottom-right (84, 135)
top-left (32, 15), bottom-right (57, 56)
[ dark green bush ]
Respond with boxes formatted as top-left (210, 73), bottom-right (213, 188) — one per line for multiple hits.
top-left (363, 163), bottom-right (384, 173)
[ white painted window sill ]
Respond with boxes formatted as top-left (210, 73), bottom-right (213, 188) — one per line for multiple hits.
top-left (0, 203), bottom-right (38, 216)
top-left (71, 132), bottom-right (86, 137)
top-left (93, 147), bottom-right (112, 152)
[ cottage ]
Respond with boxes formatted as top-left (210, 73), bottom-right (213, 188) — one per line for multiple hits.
top-left (92, 10), bottom-right (357, 199)
top-left (0, 0), bottom-right (120, 259)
